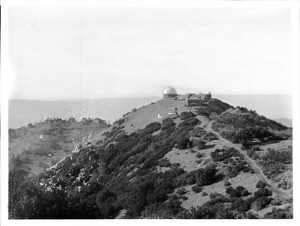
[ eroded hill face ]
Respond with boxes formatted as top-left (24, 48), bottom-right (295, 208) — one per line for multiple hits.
top-left (9, 118), bottom-right (109, 176)
top-left (9, 98), bottom-right (293, 219)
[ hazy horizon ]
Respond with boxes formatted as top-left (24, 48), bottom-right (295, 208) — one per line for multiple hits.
top-left (9, 93), bottom-right (293, 102)
top-left (9, 94), bottom-right (292, 129)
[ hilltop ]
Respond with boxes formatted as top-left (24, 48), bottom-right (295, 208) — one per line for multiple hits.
top-left (9, 96), bottom-right (292, 219)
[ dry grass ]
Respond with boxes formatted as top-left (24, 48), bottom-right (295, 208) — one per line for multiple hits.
top-left (228, 172), bottom-right (260, 193)
top-left (180, 181), bottom-right (227, 209)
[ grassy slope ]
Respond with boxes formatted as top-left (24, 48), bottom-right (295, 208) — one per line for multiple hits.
top-left (9, 120), bottom-right (108, 176)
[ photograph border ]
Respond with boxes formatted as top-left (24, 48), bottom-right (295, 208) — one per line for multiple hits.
top-left (1, 0), bottom-right (300, 225)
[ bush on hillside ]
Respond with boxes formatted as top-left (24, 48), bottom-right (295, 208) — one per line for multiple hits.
top-left (258, 149), bottom-right (292, 179)
top-left (256, 181), bottom-right (267, 189)
top-left (227, 160), bottom-right (251, 178)
top-left (192, 184), bottom-right (203, 193)
top-left (161, 118), bottom-right (176, 133)
top-left (264, 207), bottom-right (293, 219)
top-left (253, 188), bottom-right (272, 199)
top-left (189, 127), bottom-right (206, 137)
top-left (212, 108), bottom-right (289, 145)
top-left (158, 158), bottom-right (171, 168)
top-left (183, 202), bottom-right (237, 219)
top-left (176, 136), bottom-right (192, 149)
top-left (179, 112), bottom-right (195, 120)
top-left (252, 196), bottom-right (272, 211)
top-left (178, 117), bottom-right (199, 128)
top-left (246, 149), bottom-right (259, 160)
top-left (145, 122), bottom-right (161, 133)
top-left (226, 186), bottom-right (249, 198)
top-left (202, 132), bottom-right (218, 141)
top-left (193, 139), bottom-right (206, 150)
top-left (262, 149), bottom-right (292, 164)
top-left (194, 165), bottom-right (219, 187)
top-left (210, 148), bottom-right (241, 162)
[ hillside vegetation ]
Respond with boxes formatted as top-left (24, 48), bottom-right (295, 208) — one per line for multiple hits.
top-left (9, 98), bottom-right (292, 219)
top-left (9, 118), bottom-right (109, 176)
top-left (212, 107), bottom-right (291, 148)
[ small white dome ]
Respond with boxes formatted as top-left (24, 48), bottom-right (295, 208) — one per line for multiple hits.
top-left (163, 86), bottom-right (177, 95)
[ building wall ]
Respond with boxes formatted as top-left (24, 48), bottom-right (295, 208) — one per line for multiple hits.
top-left (204, 93), bottom-right (212, 100)
top-left (163, 94), bottom-right (178, 99)
top-left (188, 99), bottom-right (202, 107)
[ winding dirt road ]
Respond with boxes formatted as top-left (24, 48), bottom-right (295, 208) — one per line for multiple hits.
top-left (205, 120), bottom-right (291, 201)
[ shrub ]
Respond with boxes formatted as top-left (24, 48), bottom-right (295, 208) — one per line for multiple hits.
top-left (179, 112), bottom-right (195, 120)
top-left (227, 160), bottom-right (250, 178)
top-left (224, 181), bottom-right (231, 186)
top-left (196, 152), bottom-right (205, 159)
top-left (185, 204), bottom-right (237, 219)
top-left (178, 117), bottom-right (199, 128)
top-left (177, 187), bottom-right (187, 195)
top-left (241, 189), bottom-right (250, 197)
top-left (252, 196), bottom-right (272, 211)
top-left (158, 158), bottom-right (171, 168)
top-left (177, 172), bottom-right (197, 186)
top-left (123, 186), bottom-right (147, 218)
top-left (211, 148), bottom-right (241, 162)
top-left (146, 189), bottom-right (169, 205)
top-left (262, 149), bottom-right (292, 164)
top-left (189, 127), bottom-right (206, 137)
top-left (194, 166), bottom-right (218, 187)
top-left (246, 149), bottom-right (259, 160)
top-left (256, 180), bottom-right (267, 189)
top-left (193, 139), bottom-right (206, 150)
top-left (226, 186), bottom-right (249, 198)
top-left (176, 136), bottom-right (192, 150)
top-left (114, 118), bottom-right (125, 126)
top-left (69, 165), bottom-right (81, 177)
top-left (231, 198), bottom-right (251, 213)
top-left (197, 108), bottom-right (210, 117)
top-left (264, 207), bottom-right (293, 219)
top-left (141, 203), bottom-right (177, 219)
top-left (145, 122), bottom-right (161, 133)
top-left (245, 212), bottom-right (259, 219)
top-left (202, 132), bottom-right (218, 141)
top-left (253, 188), bottom-right (272, 199)
top-left (161, 118), bottom-right (175, 133)
top-left (192, 184), bottom-right (203, 193)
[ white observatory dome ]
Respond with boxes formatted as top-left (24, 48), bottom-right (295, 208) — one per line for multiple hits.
top-left (163, 86), bottom-right (178, 99)
top-left (163, 86), bottom-right (177, 95)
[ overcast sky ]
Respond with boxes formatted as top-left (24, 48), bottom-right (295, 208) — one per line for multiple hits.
top-left (8, 7), bottom-right (292, 100)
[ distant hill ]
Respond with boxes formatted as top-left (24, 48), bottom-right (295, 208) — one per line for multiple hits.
top-left (9, 97), bottom-right (161, 129)
top-left (9, 118), bottom-right (109, 176)
top-left (274, 118), bottom-right (292, 128)
top-left (9, 96), bottom-right (293, 219)
top-left (214, 94), bottom-right (292, 120)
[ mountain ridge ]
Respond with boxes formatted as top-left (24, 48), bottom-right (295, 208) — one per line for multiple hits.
top-left (9, 96), bottom-right (293, 219)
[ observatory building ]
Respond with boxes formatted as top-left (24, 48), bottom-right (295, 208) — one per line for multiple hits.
top-left (163, 86), bottom-right (178, 99)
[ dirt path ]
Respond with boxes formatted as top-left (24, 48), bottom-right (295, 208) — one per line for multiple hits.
top-left (205, 120), bottom-right (290, 201)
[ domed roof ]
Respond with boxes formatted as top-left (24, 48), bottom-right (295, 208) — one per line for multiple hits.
top-left (163, 86), bottom-right (177, 95)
